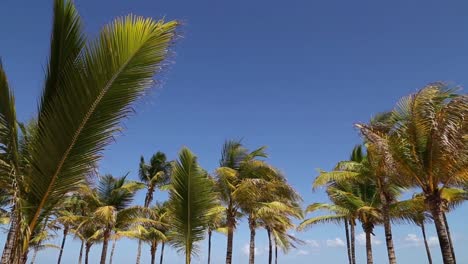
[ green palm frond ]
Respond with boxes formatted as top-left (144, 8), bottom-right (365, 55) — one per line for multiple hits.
top-left (23, 11), bottom-right (179, 236)
top-left (168, 148), bottom-right (217, 264)
top-left (298, 215), bottom-right (345, 231)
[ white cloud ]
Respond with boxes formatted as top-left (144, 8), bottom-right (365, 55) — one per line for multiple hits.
top-left (297, 250), bottom-right (310, 256)
top-left (356, 233), bottom-right (382, 246)
top-left (326, 238), bottom-right (346, 247)
top-left (403, 233), bottom-right (439, 248)
top-left (242, 243), bottom-right (262, 256)
top-left (427, 236), bottom-right (439, 247)
top-left (305, 239), bottom-right (320, 248)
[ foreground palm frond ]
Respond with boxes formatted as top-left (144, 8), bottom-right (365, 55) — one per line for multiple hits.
top-left (168, 148), bottom-right (217, 264)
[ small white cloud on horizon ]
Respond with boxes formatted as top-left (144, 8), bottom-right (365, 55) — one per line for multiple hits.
top-left (297, 250), bottom-right (310, 256)
top-left (242, 243), bottom-right (262, 256)
top-left (356, 232), bottom-right (382, 246)
top-left (326, 238), bottom-right (346, 247)
top-left (306, 239), bottom-right (320, 248)
top-left (403, 233), bottom-right (439, 248)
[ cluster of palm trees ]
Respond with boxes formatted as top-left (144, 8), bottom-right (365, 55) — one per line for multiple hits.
top-left (300, 84), bottom-right (467, 264)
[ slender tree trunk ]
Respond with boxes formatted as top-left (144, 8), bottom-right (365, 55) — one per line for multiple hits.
top-left (344, 220), bottom-right (352, 264)
top-left (137, 187), bottom-right (155, 264)
top-left (159, 242), bottom-right (165, 264)
top-left (378, 184), bottom-right (397, 264)
top-left (109, 239), bottom-right (117, 264)
top-left (350, 220), bottom-right (356, 264)
top-left (420, 223), bottom-right (433, 264)
top-left (365, 229), bottom-right (373, 264)
top-left (78, 240), bottom-right (84, 264)
top-left (20, 250), bottom-right (28, 264)
top-left (274, 237), bottom-right (278, 264)
top-left (150, 242), bottom-right (157, 264)
top-left (248, 217), bottom-right (256, 264)
top-left (207, 230), bottom-right (212, 264)
top-left (2, 208), bottom-right (20, 264)
top-left (428, 198), bottom-right (455, 264)
top-left (267, 228), bottom-right (272, 264)
top-left (225, 208), bottom-right (235, 264)
top-left (443, 212), bottom-right (456, 263)
top-left (57, 226), bottom-right (69, 264)
top-left (99, 228), bottom-right (111, 264)
top-left (85, 243), bottom-right (91, 264)
top-left (30, 249), bottom-right (38, 264)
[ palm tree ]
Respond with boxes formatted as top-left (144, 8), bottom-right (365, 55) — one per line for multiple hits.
top-left (123, 204), bottom-right (168, 264)
top-left (0, 0), bottom-right (179, 262)
top-left (168, 148), bottom-right (217, 264)
top-left (356, 84), bottom-right (468, 264)
top-left (136, 152), bottom-right (172, 264)
top-left (206, 205), bottom-right (227, 264)
top-left (215, 140), bottom-right (270, 264)
top-left (81, 174), bottom-right (145, 264)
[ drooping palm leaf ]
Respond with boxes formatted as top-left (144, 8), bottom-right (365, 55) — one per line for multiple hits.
top-left (24, 13), bottom-right (179, 236)
top-left (168, 148), bottom-right (217, 264)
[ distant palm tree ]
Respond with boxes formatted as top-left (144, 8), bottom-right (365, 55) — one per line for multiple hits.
top-left (357, 84), bottom-right (468, 264)
top-left (136, 152), bottom-right (172, 264)
top-left (215, 140), bottom-right (269, 264)
top-left (80, 174), bottom-right (145, 264)
top-left (168, 148), bottom-right (217, 264)
top-left (0, 0), bottom-right (179, 262)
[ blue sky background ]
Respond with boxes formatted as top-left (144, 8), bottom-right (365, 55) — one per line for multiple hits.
top-left (0, 0), bottom-right (467, 263)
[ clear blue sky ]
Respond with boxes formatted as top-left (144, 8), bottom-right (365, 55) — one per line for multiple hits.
top-left (0, 0), bottom-right (467, 263)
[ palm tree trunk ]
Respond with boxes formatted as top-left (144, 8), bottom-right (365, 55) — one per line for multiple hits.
top-left (57, 226), bottom-right (69, 264)
top-left (350, 220), bottom-right (356, 264)
top-left (85, 243), bottom-right (91, 264)
top-left (274, 237), bottom-right (278, 264)
top-left (225, 212), bottom-right (235, 264)
top-left (29, 248), bottom-right (38, 264)
top-left (365, 229), bottom-right (373, 264)
top-left (207, 230), bottom-right (212, 264)
top-left (428, 198), bottom-right (455, 264)
top-left (2, 208), bottom-right (20, 264)
top-left (20, 250), bottom-right (28, 264)
top-left (267, 227), bottom-right (272, 264)
top-left (344, 219), bottom-right (352, 264)
top-left (420, 223), bottom-right (433, 264)
top-left (379, 186), bottom-right (397, 264)
top-left (443, 212), bottom-right (456, 263)
top-left (159, 242), bottom-right (165, 264)
top-left (185, 249), bottom-right (190, 264)
top-left (99, 228), bottom-right (111, 264)
top-left (109, 239), bottom-right (117, 264)
top-left (150, 242), bottom-right (157, 264)
top-left (136, 190), bottom-right (153, 264)
top-left (248, 217), bottom-right (256, 264)
top-left (78, 240), bottom-right (84, 264)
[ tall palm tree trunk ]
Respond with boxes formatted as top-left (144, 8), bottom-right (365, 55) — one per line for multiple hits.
top-left (365, 229), bottom-right (373, 264)
top-left (428, 198), bottom-right (455, 264)
top-left (136, 241), bottom-right (143, 264)
top-left (150, 242), bottom-right (157, 264)
top-left (420, 223), bottom-right (432, 264)
top-left (207, 230), bottom-right (212, 264)
top-left (344, 220), bottom-right (352, 264)
top-left (225, 210), bottom-right (235, 264)
top-left (274, 237), bottom-right (278, 264)
top-left (99, 228), bottom-right (111, 264)
top-left (85, 243), bottom-right (91, 264)
top-left (2, 208), bottom-right (20, 264)
top-left (137, 190), bottom-right (154, 264)
top-left (78, 240), bottom-right (84, 264)
top-left (57, 226), bottom-right (69, 264)
top-left (248, 217), bottom-right (256, 264)
top-left (378, 185), bottom-right (397, 264)
top-left (350, 221), bottom-right (356, 264)
top-left (109, 239), bottom-right (117, 264)
top-left (443, 213), bottom-right (456, 263)
top-left (267, 227), bottom-right (272, 264)
top-left (159, 242), bottom-right (165, 264)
